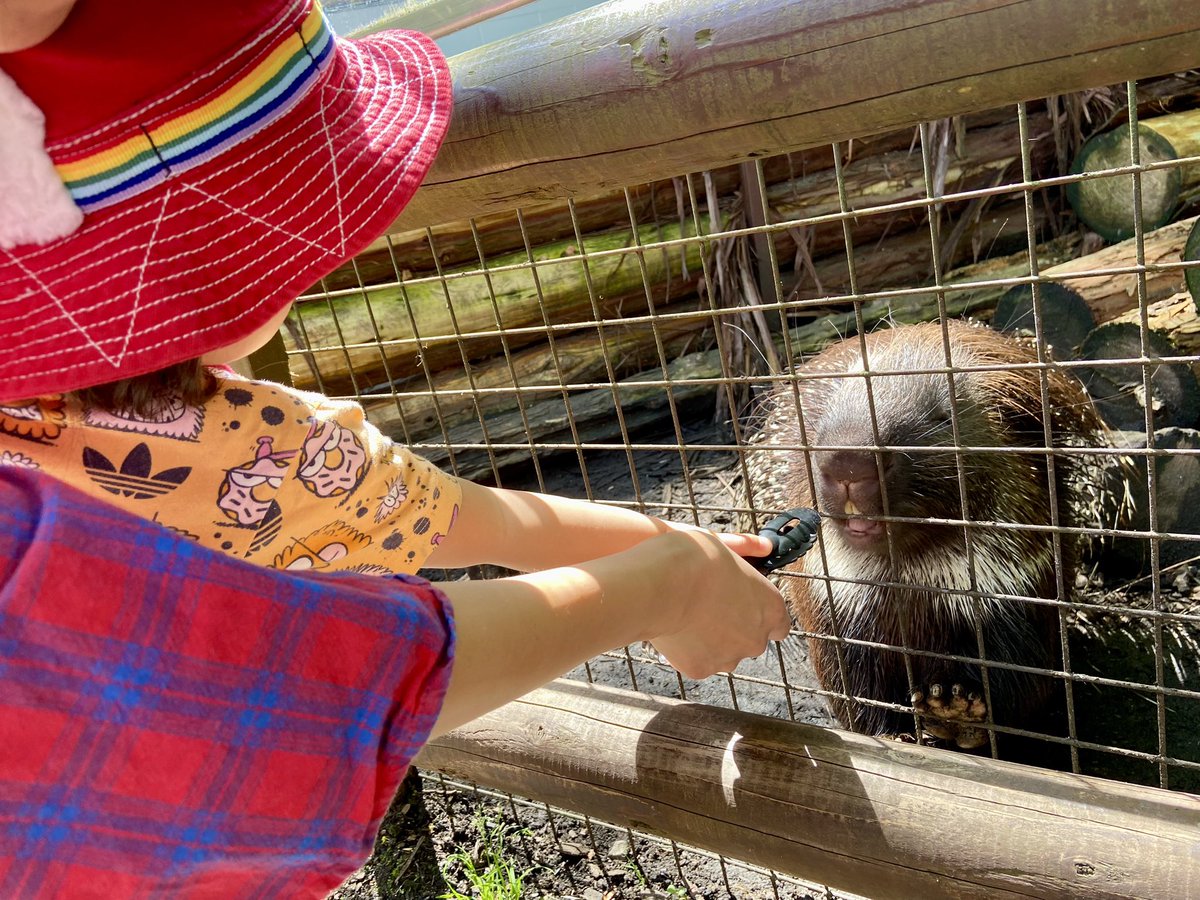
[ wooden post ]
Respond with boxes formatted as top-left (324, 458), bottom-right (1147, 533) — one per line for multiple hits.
top-left (393, 0), bottom-right (1200, 231)
top-left (418, 679), bottom-right (1200, 900)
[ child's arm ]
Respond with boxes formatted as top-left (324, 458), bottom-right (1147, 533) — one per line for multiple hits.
top-left (430, 526), bottom-right (790, 737)
top-left (425, 479), bottom-right (767, 571)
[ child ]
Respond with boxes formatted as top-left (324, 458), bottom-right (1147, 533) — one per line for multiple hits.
top-left (0, 0), bottom-right (788, 675)
top-left (0, 5), bottom-right (792, 894)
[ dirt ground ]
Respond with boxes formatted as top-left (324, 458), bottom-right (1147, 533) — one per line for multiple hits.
top-left (337, 771), bottom-right (852, 900)
top-left (332, 416), bottom-right (1200, 899)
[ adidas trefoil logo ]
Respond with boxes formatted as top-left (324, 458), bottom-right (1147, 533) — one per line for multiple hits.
top-left (83, 442), bottom-right (191, 499)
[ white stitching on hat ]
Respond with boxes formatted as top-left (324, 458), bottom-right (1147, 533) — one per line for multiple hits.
top-left (1, 35), bottom-right (423, 306)
top-left (301, 18), bottom-right (349, 257)
top-left (320, 84), bottom-right (348, 257)
top-left (53, 0), bottom-right (311, 151)
top-left (5, 238), bottom-right (121, 366)
top-left (115, 186), bottom-right (172, 365)
top-left (3, 30), bottom-right (445, 381)
top-left (4, 186), bottom-right (168, 367)
top-left (2, 30), bottom-right (431, 323)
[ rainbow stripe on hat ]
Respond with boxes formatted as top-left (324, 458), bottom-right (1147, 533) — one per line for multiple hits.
top-left (55, 2), bottom-right (334, 212)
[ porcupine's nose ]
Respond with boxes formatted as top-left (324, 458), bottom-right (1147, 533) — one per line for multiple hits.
top-left (815, 449), bottom-right (889, 547)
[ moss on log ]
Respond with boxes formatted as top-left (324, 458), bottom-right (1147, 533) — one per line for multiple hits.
top-left (363, 304), bottom-right (713, 443)
top-left (285, 219), bottom-right (709, 393)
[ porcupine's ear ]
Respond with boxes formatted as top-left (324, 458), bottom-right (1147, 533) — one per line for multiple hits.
top-left (0, 69), bottom-right (83, 249)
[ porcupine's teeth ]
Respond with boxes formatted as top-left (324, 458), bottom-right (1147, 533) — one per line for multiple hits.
top-left (841, 498), bottom-right (883, 541)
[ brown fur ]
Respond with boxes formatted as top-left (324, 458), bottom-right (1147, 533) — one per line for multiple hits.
top-left (749, 321), bottom-right (1107, 746)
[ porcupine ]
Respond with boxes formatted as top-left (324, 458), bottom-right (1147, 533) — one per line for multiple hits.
top-left (748, 320), bottom-right (1109, 750)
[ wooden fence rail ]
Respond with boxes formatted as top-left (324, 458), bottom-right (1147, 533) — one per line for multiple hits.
top-left (418, 679), bottom-right (1200, 900)
top-left (391, 0), bottom-right (1200, 232)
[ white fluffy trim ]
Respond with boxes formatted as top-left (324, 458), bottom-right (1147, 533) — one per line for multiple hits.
top-left (0, 68), bottom-right (83, 249)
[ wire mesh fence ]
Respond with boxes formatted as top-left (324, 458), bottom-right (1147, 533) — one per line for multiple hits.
top-left (294, 71), bottom-right (1200, 896)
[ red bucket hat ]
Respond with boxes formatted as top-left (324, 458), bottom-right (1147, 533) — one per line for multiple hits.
top-left (0, 0), bottom-right (451, 401)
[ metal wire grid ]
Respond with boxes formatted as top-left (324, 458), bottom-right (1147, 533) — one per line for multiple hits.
top-left (422, 773), bottom-right (856, 900)
top-left (286, 76), bottom-right (1200, 883)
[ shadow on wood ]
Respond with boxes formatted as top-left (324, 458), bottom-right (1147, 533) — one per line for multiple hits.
top-left (417, 678), bottom-right (1200, 900)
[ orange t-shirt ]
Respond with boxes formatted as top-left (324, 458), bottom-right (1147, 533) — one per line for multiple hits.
top-left (0, 372), bottom-right (460, 576)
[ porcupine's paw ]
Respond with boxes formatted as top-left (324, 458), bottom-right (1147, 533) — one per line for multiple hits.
top-left (911, 682), bottom-right (989, 750)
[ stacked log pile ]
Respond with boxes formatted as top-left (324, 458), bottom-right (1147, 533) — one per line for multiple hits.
top-left (282, 74), bottom-right (1200, 481)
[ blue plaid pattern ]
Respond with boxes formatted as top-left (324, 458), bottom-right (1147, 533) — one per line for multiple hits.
top-left (0, 468), bottom-right (455, 898)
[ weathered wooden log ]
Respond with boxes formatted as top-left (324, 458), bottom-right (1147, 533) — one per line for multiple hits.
top-left (413, 237), bottom-right (1081, 478)
top-left (285, 219), bottom-right (708, 393)
top-left (1035, 215), bottom-right (1195, 323)
top-left (1142, 108), bottom-right (1200, 191)
top-left (337, 124), bottom-right (1060, 424)
top-left (412, 345), bottom-right (724, 480)
top-left (363, 304), bottom-right (713, 442)
top-left (1110, 289), bottom-right (1200, 358)
top-left (784, 199), bottom-right (1050, 303)
top-left (769, 116), bottom-right (1056, 279)
top-left (323, 71), bottom-right (1200, 293)
top-left (1066, 123), bottom-right (1182, 242)
top-left (303, 201), bottom-right (1181, 404)
top-left (392, 0), bottom-right (1200, 231)
top-left (777, 236), bottom-right (1082, 355)
top-left (1111, 70), bottom-right (1200, 126)
top-left (417, 679), bottom-right (1200, 900)
top-left (304, 113), bottom-right (1171, 401)
top-left (300, 144), bottom-right (1047, 399)
top-left (327, 110), bottom-right (1051, 292)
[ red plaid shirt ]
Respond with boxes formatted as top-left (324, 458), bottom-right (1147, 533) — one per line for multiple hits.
top-left (0, 467), bottom-right (455, 898)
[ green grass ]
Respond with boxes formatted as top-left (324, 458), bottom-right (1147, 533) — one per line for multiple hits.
top-left (438, 815), bottom-right (540, 900)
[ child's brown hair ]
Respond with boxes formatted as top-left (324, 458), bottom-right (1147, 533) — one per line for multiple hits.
top-left (69, 359), bottom-right (219, 418)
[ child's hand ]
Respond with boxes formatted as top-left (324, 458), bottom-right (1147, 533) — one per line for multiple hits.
top-left (663, 521), bottom-right (774, 564)
top-left (635, 530), bottom-right (791, 680)
top-left (715, 531), bottom-right (774, 561)
top-left (433, 525), bottom-right (792, 734)
top-left (668, 511), bottom-right (821, 575)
